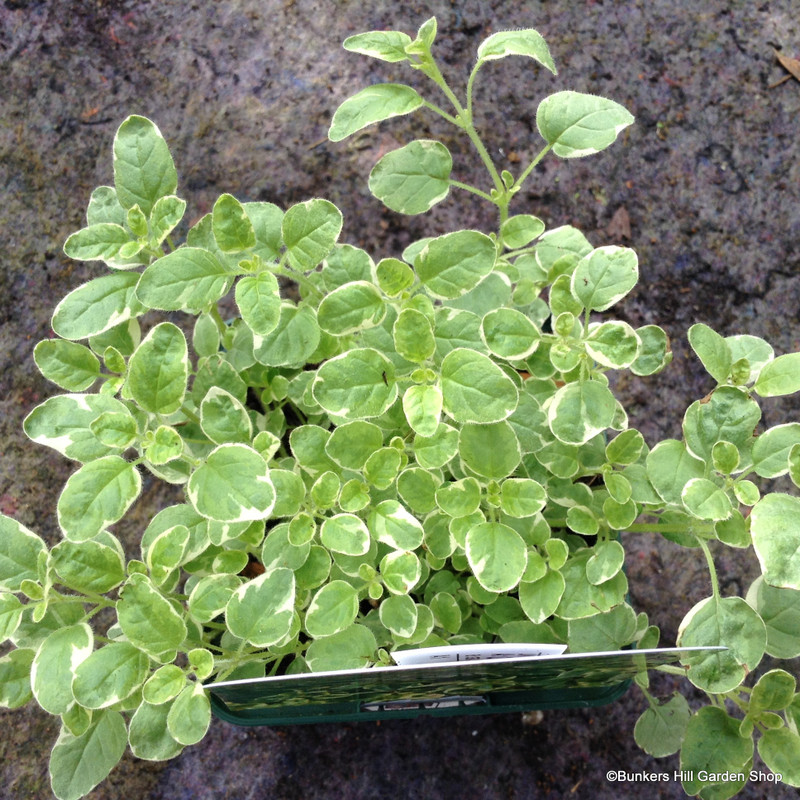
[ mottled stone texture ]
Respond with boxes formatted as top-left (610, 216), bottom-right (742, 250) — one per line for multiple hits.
top-left (1, 1), bottom-right (798, 797)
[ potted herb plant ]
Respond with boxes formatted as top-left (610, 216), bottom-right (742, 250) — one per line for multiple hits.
top-left (1, 16), bottom-right (799, 800)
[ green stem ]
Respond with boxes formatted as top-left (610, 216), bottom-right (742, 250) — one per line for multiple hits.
top-left (180, 405), bottom-right (201, 426)
top-left (421, 99), bottom-right (461, 127)
top-left (696, 536), bottom-right (721, 601)
top-left (512, 143), bottom-right (554, 193)
top-left (449, 180), bottom-right (494, 202)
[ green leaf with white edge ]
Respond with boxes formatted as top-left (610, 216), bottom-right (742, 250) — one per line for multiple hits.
top-left (368, 139), bottom-right (452, 215)
top-left (71, 642), bottom-right (150, 709)
top-left (501, 214), bottom-right (546, 249)
top-left (0, 648), bottom-right (35, 708)
top-left (23, 394), bottom-right (130, 462)
top-left (677, 595), bottom-right (766, 692)
top-left (117, 572), bottom-right (187, 660)
top-left (90, 410), bottom-right (137, 449)
top-left (0, 514), bottom-right (47, 592)
top-left (149, 194), bottom-right (186, 246)
top-left (393, 307), bottom-right (435, 362)
top-left (225, 567), bottom-right (295, 647)
top-left (145, 425), bottom-right (183, 467)
top-left (681, 477), bottom-right (733, 521)
top-left (212, 193), bottom-right (255, 253)
top-left (750, 669), bottom-right (796, 713)
top-left (188, 444), bottom-right (275, 523)
top-left (758, 727), bottom-right (800, 787)
top-left (746, 576), bottom-right (800, 659)
top-left (568, 603), bottom-right (638, 652)
top-left (634, 693), bottom-right (691, 758)
top-left (413, 422), bottom-right (459, 469)
top-left (566, 505), bottom-right (599, 535)
top-left (754, 352), bottom-right (800, 397)
top-left (682, 386), bottom-right (760, 462)
top-left (128, 699), bottom-right (184, 760)
top-left (87, 185), bottom-right (126, 226)
top-left (441, 348), bottom-right (518, 424)
top-left (143, 664), bottom-right (186, 705)
top-left (631, 324), bottom-right (672, 376)
top-left (726, 334), bottom-right (774, 384)
top-left (63, 223), bottom-right (133, 266)
top-left (51, 539), bottom-right (125, 594)
top-left (165, 683), bottom-right (211, 747)
top-left (31, 623), bottom-right (93, 715)
top-left (688, 323), bottom-right (732, 384)
top-left (679, 706), bottom-right (753, 797)
top-left (0, 593), bottom-right (24, 642)
top-left (126, 321), bottom-right (188, 414)
top-left (536, 90), bottom-right (633, 158)
top-left (402, 384), bottom-right (442, 438)
top-left (645, 439), bottom-right (706, 505)
top-left (380, 594), bottom-right (417, 638)
top-left (519, 569), bottom-right (565, 624)
top-left (187, 574), bottom-right (242, 624)
top-left (477, 28), bottom-right (556, 73)
top-left (136, 247), bottom-right (232, 313)
top-left (199, 387), bottom-right (252, 445)
top-left (406, 16), bottom-right (437, 55)
top-left (458, 421), bottom-right (520, 479)
top-left (415, 230), bottom-right (496, 299)
top-left (380, 550), bottom-right (421, 595)
top-left (364, 448), bottom-right (401, 490)
top-left (548, 380), bottom-right (617, 446)
top-left (343, 30), bottom-right (412, 62)
top-left (369, 500), bottom-right (424, 550)
top-left (235, 271), bottom-right (281, 336)
top-left (435, 477), bottom-right (481, 518)
top-left (480, 308), bottom-right (540, 360)
top-left (282, 198), bottom-right (343, 271)
top-left (556, 551), bottom-right (628, 619)
top-left (50, 710), bottom-right (128, 800)
top-left (466, 522), bottom-right (527, 593)
top-left (312, 348), bottom-right (397, 419)
top-left (752, 423), bottom-right (800, 478)
top-left (324, 421), bottom-right (383, 470)
top-left (376, 257), bottom-right (415, 296)
top-left (585, 321), bottom-right (639, 369)
top-left (52, 272), bottom-right (145, 340)
top-left (606, 429), bottom-right (646, 465)
top-left (571, 246), bottom-right (638, 312)
top-left (252, 303), bottom-right (321, 367)
top-left (320, 514), bottom-right (370, 556)
top-left (57, 455), bottom-right (141, 542)
top-left (750, 493), bottom-right (800, 590)
top-left (243, 201), bottom-right (283, 262)
top-left (586, 540), bottom-right (625, 585)
top-left (305, 580), bottom-right (359, 638)
top-left (145, 524), bottom-right (190, 585)
top-left (499, 478), bottom-right (546, 518)
top-left (317, 281), bottom-right (385, 336)
top-left (329, 83), bottom-right (423, 142)
top-left (306, 624), bottom-right (377, 672)
top-left (113, 115), bottom-right (177, 217)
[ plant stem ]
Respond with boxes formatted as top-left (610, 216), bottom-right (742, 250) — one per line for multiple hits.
top-left (513, 143), bottom-right (554, 193)
top-left (448, 180), bottom-right (495, 202)
top-left (696, 536), bottom-right (721, 601)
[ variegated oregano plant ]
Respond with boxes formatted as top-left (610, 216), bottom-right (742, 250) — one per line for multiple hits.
top-left (1, 17), bottom-right (799, 800)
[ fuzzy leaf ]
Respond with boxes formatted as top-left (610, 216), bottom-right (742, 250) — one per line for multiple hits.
top-left (536, 90), bottom-right (633, 158)
top-left (368, 139), bottom-right (452, 214)
top-left (329, 84), bottom-right (423, 142)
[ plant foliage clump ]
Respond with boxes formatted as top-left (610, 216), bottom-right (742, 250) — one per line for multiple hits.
top-left (1, 17), bottom-right (799, 800)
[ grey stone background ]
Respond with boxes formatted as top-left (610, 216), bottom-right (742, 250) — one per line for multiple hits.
top-left (1, 0), bottom-right (798, 797)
